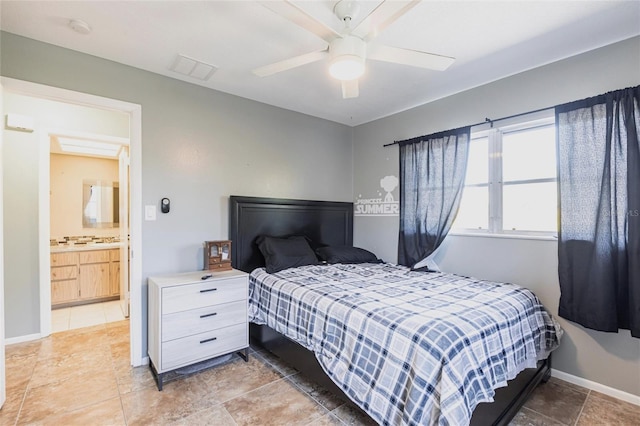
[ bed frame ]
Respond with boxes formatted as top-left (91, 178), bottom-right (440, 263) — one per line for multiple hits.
top-left (229, 195), bottom-right (551, 425)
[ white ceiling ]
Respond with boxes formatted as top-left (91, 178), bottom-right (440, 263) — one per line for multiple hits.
top-left (1, 1), bottom-right (638, 126)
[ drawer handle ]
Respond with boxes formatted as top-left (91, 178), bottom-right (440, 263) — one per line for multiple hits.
top-left (200, 288), bottom-right (217, 293)
top-left (199, 337), bottom-right (217, 344)
top-left (200, 312), bottom-right (217, 318)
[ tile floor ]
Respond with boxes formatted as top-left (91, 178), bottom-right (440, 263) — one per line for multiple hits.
top-left (51, 300), bottom-right (126, 332)
top-left (2, 322), bottom-right (639, 425)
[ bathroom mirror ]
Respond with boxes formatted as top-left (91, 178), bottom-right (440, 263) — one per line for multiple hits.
top-left (82, 180), bottom-right (119, 228)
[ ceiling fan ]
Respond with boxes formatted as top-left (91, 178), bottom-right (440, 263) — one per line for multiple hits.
top-left (253, 0), bottom-right (455, 99)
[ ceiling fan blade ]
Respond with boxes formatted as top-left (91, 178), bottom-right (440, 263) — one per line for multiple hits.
top-left (253, 50), bottom-right (328, 77)
top-left (341, 79), bottom-right (359, 99)
top-left (368, 43), bottom-right (455, 71)
top-left (259, 1), bottom-right (340, 44)
top-left (351, 0), bottom-right (421, 42)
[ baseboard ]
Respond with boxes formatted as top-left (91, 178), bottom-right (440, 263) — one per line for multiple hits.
top-left (551, 369), bottom-right (640, 407)
top-left (5, 333), bottom-right (42, 345)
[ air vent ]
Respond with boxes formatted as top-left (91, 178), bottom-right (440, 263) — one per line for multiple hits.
top-left (170, 54), bottom-right (218, 81)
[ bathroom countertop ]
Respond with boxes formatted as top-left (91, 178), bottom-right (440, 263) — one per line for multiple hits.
top-left (50, 241), bottom-right (125, 253)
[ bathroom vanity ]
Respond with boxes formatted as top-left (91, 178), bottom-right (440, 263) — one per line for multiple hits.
top-left (50, 242), bottom-right (124, 308)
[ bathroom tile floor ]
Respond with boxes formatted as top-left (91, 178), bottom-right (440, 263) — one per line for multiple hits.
top-left (2, 321), bottom-right (639, 425)
top-left (51, 300), bottom-right (126, 332)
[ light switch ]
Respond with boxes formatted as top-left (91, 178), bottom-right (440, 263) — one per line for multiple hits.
top-left (145, 205), bottom-right (157, 221)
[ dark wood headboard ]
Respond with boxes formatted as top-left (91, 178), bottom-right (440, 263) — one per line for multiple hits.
top-left (229, 196), bottom-right (353, 273)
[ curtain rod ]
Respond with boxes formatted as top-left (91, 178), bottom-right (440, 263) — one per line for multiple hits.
top-left (383, 105), bottom-right (554, 148)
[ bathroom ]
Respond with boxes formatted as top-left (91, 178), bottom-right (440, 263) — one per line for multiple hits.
top-left (49, 142), bottom-right (130, 332)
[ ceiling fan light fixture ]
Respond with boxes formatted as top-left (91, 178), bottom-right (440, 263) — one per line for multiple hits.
top-left (329, 35), bottom-right (366, 81)
top-left (329, 54), bottom-right (365, 81)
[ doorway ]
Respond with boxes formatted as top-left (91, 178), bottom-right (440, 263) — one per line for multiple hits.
top-left (48, 130), bottom-right (130, 331)
top-left (1, 77), bottom-right (143, 366)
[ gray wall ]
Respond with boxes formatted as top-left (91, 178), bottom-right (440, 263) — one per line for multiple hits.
top-left (3, 110), bottom-right (40, 338)
top-left (353, 36), bottom-right (640, 396)
top-left (0, 33), bottom-right (353, 348)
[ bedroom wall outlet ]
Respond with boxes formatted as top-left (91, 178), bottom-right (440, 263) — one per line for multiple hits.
top-left (145, 205), bottom-right (157, 221)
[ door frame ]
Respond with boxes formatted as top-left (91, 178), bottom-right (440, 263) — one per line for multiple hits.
top-left (2, 77), bottom-right (144, 366)
top-left (0, 77), bottom-right (6, 408)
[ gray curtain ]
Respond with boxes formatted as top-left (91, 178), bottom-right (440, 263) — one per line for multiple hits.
top-left (398, 127), bottom-right (470, 269)
top-left (556, 86), bottom-right (640, 337)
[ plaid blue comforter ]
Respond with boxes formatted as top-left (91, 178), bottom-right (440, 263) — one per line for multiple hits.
top-left (249, 263), bottom-right (562, 426)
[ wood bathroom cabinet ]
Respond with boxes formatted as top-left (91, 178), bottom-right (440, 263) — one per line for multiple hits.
top-left (51, 247), bottom-right (121, 307)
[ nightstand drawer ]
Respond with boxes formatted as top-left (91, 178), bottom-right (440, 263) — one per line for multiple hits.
top-left (162, 300), bottom-right (246, 342)
top-left (161, 323), bottom-right (247, 371)
top-left (162, 277), bottom-right (246, 314)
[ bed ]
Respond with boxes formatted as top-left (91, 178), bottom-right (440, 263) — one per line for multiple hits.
top-left (229, 195), bottom-right (561, 425)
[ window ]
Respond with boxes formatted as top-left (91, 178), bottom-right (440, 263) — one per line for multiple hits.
top-left (453, 114), bottom-right (557, 236)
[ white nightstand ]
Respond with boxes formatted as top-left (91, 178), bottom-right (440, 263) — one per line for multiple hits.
top-left (147, 269), bottom-right (249, 390)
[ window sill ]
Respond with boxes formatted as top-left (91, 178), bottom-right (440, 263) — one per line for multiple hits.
top-left (448, 231), bottom-right (558, 242)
